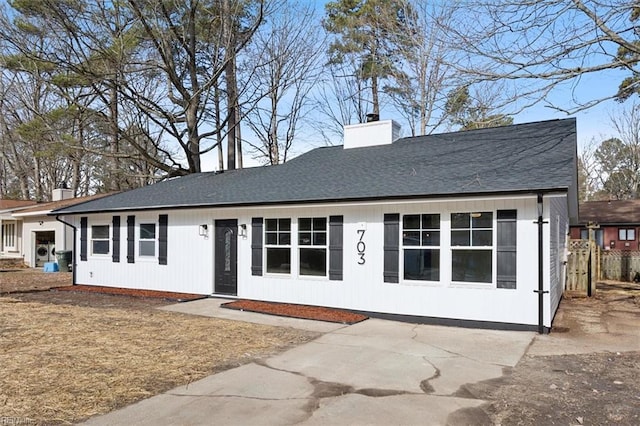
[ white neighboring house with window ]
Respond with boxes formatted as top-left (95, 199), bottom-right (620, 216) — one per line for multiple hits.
top-left (52, 118), bottom-right (578, 332)
top-left (1, 200), bottom-right (38, 261)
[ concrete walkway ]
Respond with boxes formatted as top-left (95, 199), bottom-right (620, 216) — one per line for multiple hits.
top-left (83, 298), bottom-right (534, 425)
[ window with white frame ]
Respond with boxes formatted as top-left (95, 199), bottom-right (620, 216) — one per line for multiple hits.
top-left (451, 212), bottom-right (493, 283)
top-left (91, 225), bottom-right (110, 255)
top-left (2, 222), bottom-right (16, 250)
top-left (618, 228), bottom-right (636, 241)
top-left (139, 223), bottom-right (156, 256)
top-left (402, 214), bottom-right (440, 281)
top-left (298, 217), bottom-right (327, 276)
top-left (265, 218), bottom-right (291, 274)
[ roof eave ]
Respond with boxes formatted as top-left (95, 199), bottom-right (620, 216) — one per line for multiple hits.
top-left (51, 187), bottom-right (570, 215)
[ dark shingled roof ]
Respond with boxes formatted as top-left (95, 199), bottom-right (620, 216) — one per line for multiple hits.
top-left (52, 118), bottom-right (577, 215)
top-left (578, 199), bottom-right (640, 225)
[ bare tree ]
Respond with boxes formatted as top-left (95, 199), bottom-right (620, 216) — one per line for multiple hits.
top-left (312, 59), bottom-right (372, 145)
top-left (444, 82), bottom-right (513, 130)
top-left (598, 103), bottom-right (640, 199)
top-left (578, 138), bottom-right (602, 201)
top-left (243, 3), bottom-right (324, 164)
top-left (386, 1), bottom-right (456, 136)
top-left (579, 103), bottom-right (640, 200)
top-left (444, 1), bottom-right (640, 113)
top-left (124, 0), bottom-right (264, 174)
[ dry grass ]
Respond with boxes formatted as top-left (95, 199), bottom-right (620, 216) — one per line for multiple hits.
top-left (0, 269), bottom-right (72, 294)
top-left (0, 297), bottom-right (318, 425)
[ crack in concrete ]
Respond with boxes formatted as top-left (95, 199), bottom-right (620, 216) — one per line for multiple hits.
top-left (410, 324), bottom-right (511, 368)
top-left (255, 356), bottom-right (427, 422)
top-left (418, 340), bottom-right (512, 368)
top-left (419, 356), bottom-right (441, 394)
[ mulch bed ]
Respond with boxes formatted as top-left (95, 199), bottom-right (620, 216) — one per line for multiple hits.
top-left (54, 285), bottom-right (205, 302)
top-left (222, 299), bottom-right (368, 324)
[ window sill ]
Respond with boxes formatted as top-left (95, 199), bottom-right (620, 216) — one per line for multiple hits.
top-left (399, 280), bottom-right (443, 287)
top-left (297, 274), bottom-right (329, 282)
top-left (449, 282), bottom-right (494, 290)
top-left (136, 256), bottom-right (158, 263)
top-left (264, 272), bottom-right (292, 279)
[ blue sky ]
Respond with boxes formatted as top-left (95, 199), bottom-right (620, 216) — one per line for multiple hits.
top-left (202, 0), bottom-right (632, 170)
top-left (510, 68), bottom-right (628, 149)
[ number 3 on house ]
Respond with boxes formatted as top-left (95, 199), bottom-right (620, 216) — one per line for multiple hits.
top-left (357, 229), bottom-right (366, 265)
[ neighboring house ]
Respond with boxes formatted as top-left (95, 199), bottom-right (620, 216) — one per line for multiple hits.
top-left (570, 199), bottom-right (640, 250)
top-left (0, 199), bottom-right (38, 260)
top-left (1, 190), bottom-right (110, 267)
top-left (52, 118), bottom-right (578, 332)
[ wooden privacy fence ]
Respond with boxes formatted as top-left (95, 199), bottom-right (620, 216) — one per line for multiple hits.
top-left (566, 239), bottom-right (600, 296)
top-left (600, 249), bottom-right (640, 282)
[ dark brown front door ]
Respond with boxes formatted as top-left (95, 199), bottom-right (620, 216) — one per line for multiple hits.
top-left (214, 219), bottom-right (237, 295)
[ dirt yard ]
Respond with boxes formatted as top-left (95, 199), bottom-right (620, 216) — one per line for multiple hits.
top-left (0, 271), bottom-right (318, 425)
top-left (0, 268), bottom-right (72, 294)
top-left (466, 281), bottom-right (640, 425)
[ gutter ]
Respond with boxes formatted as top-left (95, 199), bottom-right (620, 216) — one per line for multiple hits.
top-left (51, 188), bottom-right (571, 216)
top-left (534, 193), bottom-right (549, 334)
top-left (55, 215), bottom-right (77, 285)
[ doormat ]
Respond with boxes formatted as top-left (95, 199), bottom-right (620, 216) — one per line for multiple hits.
top-left (54, 285), bottom-right (206, 302)
top-left (221, 300), bottom-right (368, 324)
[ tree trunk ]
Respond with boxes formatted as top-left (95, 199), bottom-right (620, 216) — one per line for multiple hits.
top-left (185, 100), bottom-right (201, 173)
top-left (269, 90), bottom-right (279, 164)
top-left (33, 157), bottom-right (42, 200)
top-left (215, 85), bottom-right (224, 171)
top-left (371, 74), bottom-right (380, 117)
top-left (226, 54), bottom-right (237, 170)
top-left (109, 84), bottom-right (121, 191)
top-left (236, 105), bottom-right (243, 168)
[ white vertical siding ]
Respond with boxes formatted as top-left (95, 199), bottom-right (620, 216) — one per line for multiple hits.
top-left (72, 210), bottom-right (217, 294)
top-left (70, 194), bottom-right (564, 328)
top-left (236, 196), bottom-right (542, 327)
top-left (547, 195), bottom-right (569, 327)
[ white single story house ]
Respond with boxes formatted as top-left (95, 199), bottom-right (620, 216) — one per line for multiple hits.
top-left (52, 118), bottom-right (578, 332)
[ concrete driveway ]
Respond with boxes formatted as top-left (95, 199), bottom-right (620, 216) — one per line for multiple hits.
top-left (83, 299), bottom-right (534, 425)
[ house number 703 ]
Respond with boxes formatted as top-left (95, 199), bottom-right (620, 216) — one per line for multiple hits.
top-left (357, 229), bottom-right (366, 265)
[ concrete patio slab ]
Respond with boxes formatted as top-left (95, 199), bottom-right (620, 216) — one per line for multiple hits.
top-left (159, 297), bottom-right (348, 333)
top-left (83, 312), bottom-right (534, 426)
top-left (301, 394), bottom-right (486, 426)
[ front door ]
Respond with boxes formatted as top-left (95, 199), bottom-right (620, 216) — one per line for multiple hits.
top-left (214, 219), bottom-right (237, 295)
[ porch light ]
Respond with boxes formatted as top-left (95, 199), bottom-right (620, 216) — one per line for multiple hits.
top-left (199, 224), bottom-right (208, 237)
top-left (239, 224), bottom-right (247, 238)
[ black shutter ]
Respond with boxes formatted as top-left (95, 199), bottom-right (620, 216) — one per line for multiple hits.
top-left (251, 217), bottom-right (263, 276)
top-left (329, 215), bottom-right (343, 280)
top-left (80, 217), bottom-right (88, 261)
top-left (159, 214), bottom-right (168, 265)
top-left (497, 210), bottom-right (517, 289)
top-left (112, 216), bottom-right (120, 263)
top-left (127, 215), bottom-right (135, 263)
top-left (383, 213), bottom-right (400, 283)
